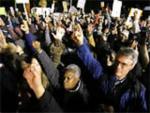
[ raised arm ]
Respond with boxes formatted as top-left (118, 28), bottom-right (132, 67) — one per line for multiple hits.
top-left (71, 24), bottom-right (103, 79)
top-left (32, 40), bottom-right (61, 89)
top-left (23, 62), bottom-right (63, 112)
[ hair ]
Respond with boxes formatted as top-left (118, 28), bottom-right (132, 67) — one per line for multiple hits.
top-left (117, 47), bottom-right (138, 66)
top-left (65, 64), bottom-right (81, 78)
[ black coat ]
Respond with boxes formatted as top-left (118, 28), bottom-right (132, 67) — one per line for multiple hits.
top-left (0, 53), bottom-right (63, 113)
top-left (0, 64), bottom-right (41, 112)
top-left (37, 50), bottom-right (91, 112)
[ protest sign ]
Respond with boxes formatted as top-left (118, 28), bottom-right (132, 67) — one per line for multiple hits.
top-left (126, 8), bottom-right (143, 28)
top-left (31, 7), bottom-right (51, 17)
top-left (100, 2), bottom-right (105, 8)
top-left (62, 1), bottom-right (68, 12)
top-left (69, 6), bottom-right (78, 14)
top-left (0, 7), bottom-right (6, 15)
top-left (16, 0), bottom-right (29, 4)
top-left (111, 0), bottom-right (122, 18)
top-left (77, 0), bottom-right (86, 10)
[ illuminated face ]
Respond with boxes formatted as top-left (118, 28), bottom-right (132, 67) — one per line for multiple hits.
top-left (64, 69), bottom-right (80, 90)
top-left (114, 55), bottom-right (134, 80)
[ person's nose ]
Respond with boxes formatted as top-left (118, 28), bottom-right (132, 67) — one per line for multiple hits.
top-left (116, 63), bottom-right (122, 70)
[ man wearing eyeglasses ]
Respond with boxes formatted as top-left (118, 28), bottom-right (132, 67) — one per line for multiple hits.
top-left (72, 24), bottom-right (147, 112)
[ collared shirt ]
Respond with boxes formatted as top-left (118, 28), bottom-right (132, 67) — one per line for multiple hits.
top-left (77, 43), bottom-right (147, 112)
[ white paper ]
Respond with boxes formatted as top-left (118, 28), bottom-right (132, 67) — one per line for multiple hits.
top-left (129, 8), bottom-right (143, 19)
top-left (77, 0), bottom-right (86, 10)
top-left (69, 6), bottom-right (78, 13)
top-left (126, 8), bottom-right (143, 28)
top-left (51, 3), bottom-right (55, 13)
top-left (62, 1), bottom-right (68, 12)
top-left (31, 7), bottom-right (51, 17)
top-left (111, 0), bottom-right (122, 18)
top-left (16, 0), bottom-right (29, 4)
top-left (0, 7), bottom-right (6, 15)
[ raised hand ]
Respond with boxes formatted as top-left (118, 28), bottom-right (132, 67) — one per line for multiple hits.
top-left (0, 30), bottom-right (7, 49)
top-left (23, 58), bottom-right (45, 98)
top-left (32, 40), bottom-right (42, 53)
top-left (0, 17), bottom-right (5, 27)
top-left (71, 24), bottom-right (84, 46)
top-left (45, 16), bottom-right (51, 24)
top-left (21, 20), bottom-right (29, 34)
top-left (16, 45), bottom-right (24, 55)
top-left (52, 26), bottom-right (65, 41)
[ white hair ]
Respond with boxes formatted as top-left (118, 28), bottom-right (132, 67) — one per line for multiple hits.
top-left (117, 47), bottom-right (139, 66)
top-left (65, 64), bottom-right (81, 78)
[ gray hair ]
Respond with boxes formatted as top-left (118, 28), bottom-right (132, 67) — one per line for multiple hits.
top-left (65, 64), bottom-right (81, 78)
top-left (117, 47), bottom-right (138, 66)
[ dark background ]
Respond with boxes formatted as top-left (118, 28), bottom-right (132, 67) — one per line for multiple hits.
top-left (0, 0), bottom-right (149, 18)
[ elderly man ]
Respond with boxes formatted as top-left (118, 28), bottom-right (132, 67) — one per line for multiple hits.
top-left (72, 24), bottom-right (147, 112)
top-left (20, 20), bottom-right (90, 112)
top-left (32, 40), bottom-right (90, 112)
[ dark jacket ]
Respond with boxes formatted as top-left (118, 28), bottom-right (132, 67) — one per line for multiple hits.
top-left (0, 61), bottom-right (40, 112)
top-left (37, 50), bottom-right (90, 112)
top-left (77, 43), bottom-right (147, 112)
top-left (0, 52), bottom-right (62, 113)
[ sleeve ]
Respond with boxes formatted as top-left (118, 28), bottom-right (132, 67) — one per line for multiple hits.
top-left (77, 43), bottom-right (103, 79)
top-left (139, 84), bottom-right (148, 111)
top-left (45, 25), bottom-right (51, 46)
top-left (38, 89), bottom-right (63, 112)
top-left (37, 50), bottom-right (60, 89)
top-left (25, 33), bottom-right (37, 53)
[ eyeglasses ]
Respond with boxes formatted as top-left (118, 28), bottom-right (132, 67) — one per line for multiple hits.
top-left (115, 60), bottom-right (133, 69)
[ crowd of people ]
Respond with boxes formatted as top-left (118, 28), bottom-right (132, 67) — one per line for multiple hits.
top-left (0, 2), bottom-right (150, 113)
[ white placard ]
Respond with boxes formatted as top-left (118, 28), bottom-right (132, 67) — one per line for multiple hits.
top-left (62, 1), bottom-right (68, 12)
top-left (16, 0), bottom-right (29, 4)
top-left (129, 8), bottom-right (143, 19)
top-left (10, 7), bottom-right (15, 15)
top-left (0, 7), bottom-right (6, 15)
top-left (50, 2), bottom-right (55, 13)
top-left (126, 8), bottom-right (143, 28)
top-left (111, 0), bottom-right (122, 18)
top-left (77, 0), bottom-right (86, 10)
top-left (31, 7), bottom-right (51, 17)
top-left (69, 6), bottom-right (78, 13)
top-left (100, 2), bottom-right (105, 8)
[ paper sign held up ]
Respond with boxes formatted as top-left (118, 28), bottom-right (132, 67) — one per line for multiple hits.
top-left (77, 0), bottom-right (86, 10)
top-left (100, 2), bottom-right (105, 8)
top-left (31, 7), bottom-right (51, 17)
top-left (126, 8), bottom-right (143, 28)
top-left (111, 0), bottom-right (122, 18)
top-left (129, 8), bottom-right (143, 19)
top-left (16, 0), bottom-right (29, 4)
top-left (62, 1), bottom-right (68, 12)
top-left (0, 7), bottom-right (6, 15)
top-left (69, 6), bottom-right (78, 14)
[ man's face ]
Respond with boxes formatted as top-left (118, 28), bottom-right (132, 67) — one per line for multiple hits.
top-left (64, 69), bottom-right (80, 90)
top-left (114, 55), bottom-right (134, 80)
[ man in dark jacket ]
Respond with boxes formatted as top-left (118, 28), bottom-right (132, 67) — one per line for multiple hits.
top-left (32, 40), bottom-right (90, 112)
top-left (20, 18), bottom-right (91, 111)
top-left (72, 24), bottom-right (147, 112)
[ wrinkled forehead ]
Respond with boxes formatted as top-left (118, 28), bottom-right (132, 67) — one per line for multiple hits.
top-left (116, 55), bottom-right (133, 65)
top-left (64, 69), bottom-right (79, 78)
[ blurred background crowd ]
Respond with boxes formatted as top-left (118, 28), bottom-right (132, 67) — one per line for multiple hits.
top-left (0, 0), bottom-right (150, 113)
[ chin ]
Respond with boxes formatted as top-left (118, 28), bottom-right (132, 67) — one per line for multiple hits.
top-left (64, 85), bottom-right (70, 90)
top-left (115, 72), bottom-right (122, 78)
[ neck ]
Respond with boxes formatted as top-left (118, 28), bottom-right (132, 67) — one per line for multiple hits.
top-left (116, 75), bottom-right (126, 81)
